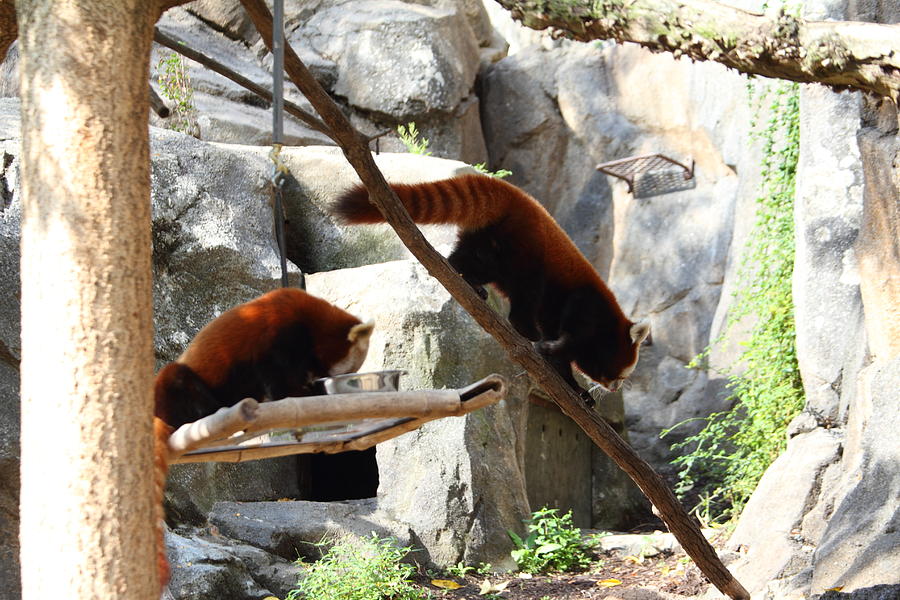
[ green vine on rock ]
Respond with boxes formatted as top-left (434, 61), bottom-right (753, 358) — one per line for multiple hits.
top-left (662, 79), bottom-right (803, 524)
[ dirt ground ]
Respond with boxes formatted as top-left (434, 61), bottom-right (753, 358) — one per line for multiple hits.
top-left (414, 547), bottom-right (712, 600)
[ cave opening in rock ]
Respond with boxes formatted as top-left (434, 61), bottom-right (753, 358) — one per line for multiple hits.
top-left (306, 448), bottom-right (379, 501)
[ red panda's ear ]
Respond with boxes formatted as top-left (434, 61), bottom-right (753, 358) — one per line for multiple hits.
top-left (630, 321), bottom-right (651, 345)
top-left (348, 321), bottom-right (375, 343)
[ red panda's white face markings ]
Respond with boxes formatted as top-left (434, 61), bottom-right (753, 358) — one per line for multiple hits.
top-left (575, 320), bottom-right (651, 393)
top-left (329, 321), bottom-right (375, 376)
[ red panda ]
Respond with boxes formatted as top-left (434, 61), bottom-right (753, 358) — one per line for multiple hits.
top-left (152, 288), bottom-right (374, 585)
top-left (331, 174), bottom-right (649, 401)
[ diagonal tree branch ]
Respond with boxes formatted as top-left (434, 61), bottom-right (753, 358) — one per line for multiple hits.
top-left (238, 1), bottom-right (751, 598)
top-left (494, 0), bottom-right (900, 102)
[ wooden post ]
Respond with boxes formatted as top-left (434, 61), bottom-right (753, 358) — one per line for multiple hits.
top-left (17, 2), bottom-right (160, 598)
top-left (237, 1), bottom-right (750, 598)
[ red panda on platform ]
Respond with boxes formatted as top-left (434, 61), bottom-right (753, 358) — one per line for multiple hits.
top-left (152, 288), bottom-right (373, 586)
top-left (331, 173), bottom-right (649, 401)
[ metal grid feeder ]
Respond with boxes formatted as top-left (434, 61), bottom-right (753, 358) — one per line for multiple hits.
top-left (596, 153), bottom-right (695, 198)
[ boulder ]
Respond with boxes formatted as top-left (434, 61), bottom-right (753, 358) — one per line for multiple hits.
top-left (809, 358), bottom-right (900, 593)
top-left (288, 2), bottom-right (479, 119)
top-left (208, 499), bottom-right (412, 562)
top-left (793, 86), bottom-right (865, 420)
top-left (149, 126), bottom-right (307, 522)
top-left (727, 429), bottom-right (843, 591)
top-left (173, 0), bottom-right (494, 163)
top-left (268, 145), bottom-right (476, 273)
top-left (166, 528), bottom-right (303, 600)
top-left (306, 259), bottom-right (532, 570)
top-left (155, 7), bottom-right (326, 146)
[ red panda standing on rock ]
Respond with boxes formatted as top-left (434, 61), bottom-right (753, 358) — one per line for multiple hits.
top-left (331, 174), bottom-right (649, 401)
top-left (152, 288), bottom-right (374, 585)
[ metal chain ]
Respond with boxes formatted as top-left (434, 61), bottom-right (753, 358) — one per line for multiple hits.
top-left (270, 0), bottom-right (294, 288)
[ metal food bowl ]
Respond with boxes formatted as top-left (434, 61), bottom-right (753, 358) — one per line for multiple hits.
top-left (313, 369), bottom-right (406, 395)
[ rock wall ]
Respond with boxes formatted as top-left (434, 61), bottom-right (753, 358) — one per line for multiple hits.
top-left (726, 1), bottom-right (900, 597)
top-left (478, 32), bottom-right (760, 475)
top-left (479, 2), bottom-right (899, 597)
top-left (0, 0), bottom-right (897, 598)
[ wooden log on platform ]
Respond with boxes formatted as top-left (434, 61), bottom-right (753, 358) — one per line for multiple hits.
top-left (168, 374), bottom-right (507, 464)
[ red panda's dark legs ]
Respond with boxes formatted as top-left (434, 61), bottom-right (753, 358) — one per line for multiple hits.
top-left (506, 273), bottom-right (545, 341)
top-left (449, 227), bottom-right (505, 300)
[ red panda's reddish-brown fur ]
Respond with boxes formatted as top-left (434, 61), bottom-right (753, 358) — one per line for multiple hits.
top-left (153, 288), bottom-right (373, 588)
top-left (332, 174), bottom-right (649, 398)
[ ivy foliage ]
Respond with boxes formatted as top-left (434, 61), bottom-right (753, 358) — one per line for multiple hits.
top-left (662, 79), bottom-right (804, 523)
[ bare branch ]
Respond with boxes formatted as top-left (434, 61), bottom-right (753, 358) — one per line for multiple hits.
top-left (238, 1), bottom-right (751, 598)
top-left (495, 0), bottom-right (900, 102)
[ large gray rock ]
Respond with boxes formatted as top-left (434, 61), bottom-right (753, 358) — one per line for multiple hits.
top-left (166, 528), bottom-right (303, 600)
top-left (282, 0), bottom-right (488, 163)
top-left (810, 358), bottom-right (900, 593)
top-left (270, 145), bottom-right (475, 273)
top-left (155, 7), bottom-right (326, 146)
top-left (306, 260), bottom-right (531, 570)
top-left (793, 86), bottom-right (865, 420)
top-left (298, 3), bottom-right (478, 117)
top-left (728, 429), bottom-right (843, 592)
top-left (208, 499), bottom-right (411, 562)
top-left (149, 127), bottom-right (307, 523)
top-left (155, 1), bottom-right (493, 169)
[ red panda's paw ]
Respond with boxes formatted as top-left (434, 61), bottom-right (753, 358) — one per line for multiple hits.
top-left (580, 388), bottom-right (596, 408)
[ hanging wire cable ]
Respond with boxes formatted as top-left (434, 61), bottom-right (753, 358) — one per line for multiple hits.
top-left (270, 0), bottom-right (294, 288)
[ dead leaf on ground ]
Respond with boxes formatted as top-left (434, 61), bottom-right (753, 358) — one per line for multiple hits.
top-left (432, 579), bottom-right (464, 590)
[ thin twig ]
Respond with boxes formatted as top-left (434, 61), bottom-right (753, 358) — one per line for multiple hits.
top-left (237, 1), bottom-right (750, 598)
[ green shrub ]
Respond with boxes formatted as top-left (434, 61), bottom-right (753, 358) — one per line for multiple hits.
top-left (155, 52), bottom-right (199, 137)
top-left (509, 507), bottom-right (591, 574)
top-left (397, 122), bottom-right (432, 156)
top-left (286, 534), bottom-right (429, 600)
top-left (397, 121), bottom-right (513, 178)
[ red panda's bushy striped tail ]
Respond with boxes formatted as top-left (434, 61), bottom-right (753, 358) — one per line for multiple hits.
top-left (153, 416), bottom-right (173, 587)
top-left (330, 174), bottom-right (521, 230)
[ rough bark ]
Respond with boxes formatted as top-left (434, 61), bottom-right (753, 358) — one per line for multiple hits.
top-left (16, 2), bottom-right (161, 599)
top-left (495, 0), bottom-right (900, 102)
top-left (238, 1), bottom-right (750, 598)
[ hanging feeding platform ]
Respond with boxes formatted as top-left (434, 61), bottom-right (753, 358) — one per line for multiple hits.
top-left (596, 153), bottom-right (696, 198)
top-left (167, 372), bottom-right (508, 464)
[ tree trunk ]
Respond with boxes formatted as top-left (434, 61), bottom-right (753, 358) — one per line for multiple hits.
top-left (495, 0), bottom-right (900, 102)
top-left (16, 2), bottom-right (160, 599)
